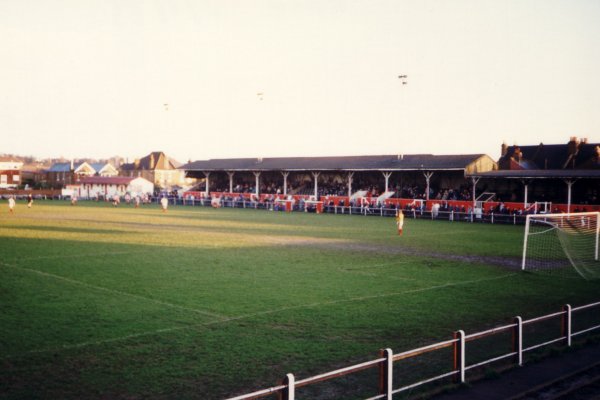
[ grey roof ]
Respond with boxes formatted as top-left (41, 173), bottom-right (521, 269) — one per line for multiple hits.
top-left (182, 154), bottom-right (487, 172)
top-left (468, 169), bottom-right (600, 179)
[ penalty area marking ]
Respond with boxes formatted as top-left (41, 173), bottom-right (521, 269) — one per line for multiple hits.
top-left (223, 272), bottom-right (518, 319)
top-left (0, 261), bottom-right (227, 320)
top-left (3, 272), bottom-right (518, 358)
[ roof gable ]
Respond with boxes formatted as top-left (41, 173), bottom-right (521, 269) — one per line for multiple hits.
top-left (74, 162), bottom-right (95, 174)
top-left (125, 152), bottom-right (179, 171)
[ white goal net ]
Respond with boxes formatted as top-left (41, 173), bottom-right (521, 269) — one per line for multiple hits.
top-left (522, 212), bottom-right (600, 280)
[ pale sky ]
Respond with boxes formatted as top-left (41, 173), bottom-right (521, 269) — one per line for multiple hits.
top-left (1, 0), bottom-right (599, 163)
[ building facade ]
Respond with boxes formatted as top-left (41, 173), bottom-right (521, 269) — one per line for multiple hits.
top-left (120, 151), bottom-right (191, 190)
top-left (67, 176), bottom-right (154, 199)
top-left (0, 159), bottom-right (23, 189)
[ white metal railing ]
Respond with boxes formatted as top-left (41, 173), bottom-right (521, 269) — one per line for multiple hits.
top-left (224, 301), bottom-right (600, 400)
top-left (52, 196), bottom-right (549, 226)
top-left (178, 196), bottom-right (529, 225)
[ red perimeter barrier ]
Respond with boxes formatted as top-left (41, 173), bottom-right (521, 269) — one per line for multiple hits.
top-left (183, 191), bottom-right (600, 214)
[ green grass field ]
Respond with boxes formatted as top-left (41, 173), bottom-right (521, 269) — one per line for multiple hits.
top-left (1, 201), bottom-right (599, 399)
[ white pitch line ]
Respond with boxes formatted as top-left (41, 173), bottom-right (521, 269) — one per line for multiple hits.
top-left (403, 230), bottom-right (481, 237)
top-left (221, 272), bottom-right (518, 320)
top-left (0, 261), bottom-right (227, 320)
top-left (2, 269), bottom-right (517, 358)
top-left (341, 260), bottom-right (413, 269)
top-left (13, 249), bottom-right (151, 262)
top-left (2, 321), bottom-right (222, 359)
top-left (337, 268), bottom-right (418, 281)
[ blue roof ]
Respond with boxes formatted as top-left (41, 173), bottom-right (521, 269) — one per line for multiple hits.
top-left (48, 163), bottom-right (71, 172)
top-left (48, 162), bottom-right (85, 172)
top-left (90, 163), bottom-right (105, 172)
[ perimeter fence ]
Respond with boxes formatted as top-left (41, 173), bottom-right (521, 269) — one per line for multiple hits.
top-left (225, 301), bottom-right (600, 400)
top-left (168, 196), bottom-right (530, 225)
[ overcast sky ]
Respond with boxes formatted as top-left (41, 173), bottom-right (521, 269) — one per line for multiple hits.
top-left (1, 0), bottom-right (599, 163)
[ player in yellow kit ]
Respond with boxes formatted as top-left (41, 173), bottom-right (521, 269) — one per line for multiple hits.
top-left (395, 209), bottom-right (404, 236)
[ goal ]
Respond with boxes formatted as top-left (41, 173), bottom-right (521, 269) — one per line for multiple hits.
top-left (522, 212), bottom-right (600, 280)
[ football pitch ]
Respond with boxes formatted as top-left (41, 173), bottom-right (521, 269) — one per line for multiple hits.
top-left (1, 202), bottom-right (599, 399)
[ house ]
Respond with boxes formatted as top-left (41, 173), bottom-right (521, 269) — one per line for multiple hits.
top-left (47, 161), bottom-right (118, 187)
top-left (90, 163), bottom-right (119, 177)
top-left (0, 158), bottom-right (23, 189)
top-left (120, 151), bottom-right (191, 190)
top-left (68, 176), bottom-right (154, 199)
top-left (498, 137), bottom-right (600, 170)
top-left (47, 161), bottom-right (89, 187)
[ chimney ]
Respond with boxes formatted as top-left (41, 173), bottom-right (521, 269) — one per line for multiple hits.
top-left (512, 146), bottom-right (522, 162)
top-left (567, 137), bottom-right (579, 155)
top-left (581, 137), bottom-right (588, 144)
top-left (150, 153), bottom-right (155, 169)
top-left (501, 142), bottom-right (508, 157)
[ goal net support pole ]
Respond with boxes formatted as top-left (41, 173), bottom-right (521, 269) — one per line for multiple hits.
top-left (596, 217), bottom-right (599, 261)
top-left (521, 216), bottom-right (530, 271)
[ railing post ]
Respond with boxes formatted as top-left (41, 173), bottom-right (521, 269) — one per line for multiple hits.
top-left (378, 348), bottom-right (393, 399)
top-left (562, 304), bottom-right (572, 347)
top-left (278, 373), bottom-right (295, 400)
top-left (513, 316), bottom-right (523, 366)
top-left (453, 330), bottom-right (465, 383)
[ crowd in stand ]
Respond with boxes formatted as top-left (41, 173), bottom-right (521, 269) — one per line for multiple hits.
top-left (199, 179), bottom-right (473, 202)
top-left (192, 177), bottom-right (598, 206)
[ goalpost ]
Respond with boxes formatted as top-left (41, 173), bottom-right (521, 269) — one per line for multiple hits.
top-left (522, 212), bottom-right (600, 279)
